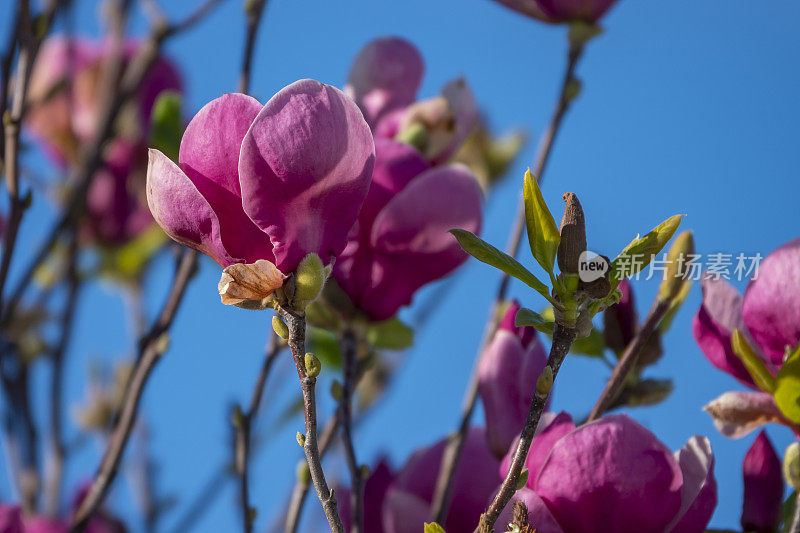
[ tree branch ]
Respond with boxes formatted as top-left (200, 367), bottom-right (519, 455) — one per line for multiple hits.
top-left (238, 0), bottom-right (269, 94)
top-left (339, 328), bottom-right (363, 533)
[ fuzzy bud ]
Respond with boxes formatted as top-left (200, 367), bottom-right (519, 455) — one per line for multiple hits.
top-left (272, 315), bottom-right (289, 339)
top-left (330, 380), bottom-right (344, 401)
top-left (785, 442), bottom-right (800, 490)
top-left (296, 431), bottom-right (306, 447)
top-left (536, 366), bottom-right (554, 397)
top-left (658, 231), bottom-right (695, 301)
top-left (304, 352), bottom-right (321, 377)
top-left (294, 253), bottom-right (327, 308)
top-left (557, 192), bottom-right (586, 274)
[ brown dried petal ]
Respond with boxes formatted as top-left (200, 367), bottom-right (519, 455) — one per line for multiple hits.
top-left (218, 260), bottom-right (286, 306)
top-left (703, 391), bottom-right (800, 439)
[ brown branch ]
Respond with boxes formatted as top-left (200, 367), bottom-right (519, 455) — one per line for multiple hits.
top-left (234, 330), bottom-right (283, 533)
top-left (278, 307), bottom-right (344, 533)
top-left (789, 491), bottom-right (800, 533)
top-left (339, 328), bottom-right (363, 533)
top-left (238, 0), bottom-right (269, 94)
top-left (69, 249), bottom-right (197, 532)
top-left (477, 324), bottom-right (577, 532)
top-left (429, 40), bottom-right (587, 525)
top-left (586, 297), bottom-right (671, 422)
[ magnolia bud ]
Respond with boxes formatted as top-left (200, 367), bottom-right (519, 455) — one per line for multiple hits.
top-left (516, 468), bottom-right (529, 490)
top-left (296, 461), bottom-right (310, 484)
top-left (330, 380), bottom-right (344, 401)
top-left (294, 253), bottom-right (327, 308)
top-left (658, 231), bottom-right (695, 301)
top-left (784, 442), bottom-right (800, 490)
top-left (557, 192), bottom-right (586, 274)
top-left (296, 431), bottom-right (306, 447)
top-left (536, 366), bottom-right (554, 396)
top-left (272, 315), bottom-right (289, 339)
top-left (304, 352), bottom-right (321, 377)
top-left (359, 464), bottom-right (370, 479)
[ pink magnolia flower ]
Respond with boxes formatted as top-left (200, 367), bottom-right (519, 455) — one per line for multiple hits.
top-left (338, 458), bottom-right (395, 533)
top-left (693, 237), bottom-right (800, 436)
top-left (146, 80), bottom-right (375, 279)
top-left (491, 0), bottom-right (618, 24)
top-left (0, 502), bottom-right (123, 533)
top-left (25, 36), bottom-right (182, 245)
top-left (741, 431), bottom-right (783, 533)
top-left (478, 300), bottom-right (548, 458)
top-left (382, 428), bottom-right (500, 533)
top-left (501, 414), bottom-right (717, 533)
top-left (332, 138), bottom-right (483, 320)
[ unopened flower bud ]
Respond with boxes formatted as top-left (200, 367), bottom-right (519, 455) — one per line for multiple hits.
top-left (296, 461), bottom-right (310, 484)
top-left (296, 431), bottom-right (306, 447)
top-left (516, 468), bottom-right (529, 490)
top-left (784, 442), bottom-right (800, 490)
top-left (294, 253), bottom-right (327, 309)
top-left (658, 231), bottom-right (695, 301)
top-left (330, 380), bottom-right (344, 401)
top-left (557, 192), bottom-right (586, 274)
top-left (231, 405), bottom-right (244, 429)
top-left (304, 352), bottom-right (321, 377)
top-left (536, 366), bottom-right (554, 396)
top-left (359, 464), bottom-right (370, 479)
top-left (272, 315), bottom-right (289, 339)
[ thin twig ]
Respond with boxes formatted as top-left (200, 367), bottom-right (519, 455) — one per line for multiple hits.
top-left (429, 39), bottom-right (587, 525)
top-left (44, 232), bottom-right (80, 517)
top-left (789, 491), bottom-right (800, 533)
top-left (70, 249), bottom-right (197, 532)
top-left (586, 297), bottom-right (671, 422)
top-left (239, 0), bottom-right (269, 94)
top-left (278, 307), bottom-right (344, 533)
top-left (478, 324), bottom-right (577, 532)
top-left (234, 330), bottom-right (283, 533)
top-left (339, 328), bottom-right (363, 533)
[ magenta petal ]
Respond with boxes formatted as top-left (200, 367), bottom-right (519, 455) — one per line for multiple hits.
top-left (741, 431), bottom-right (783, 533)
top-left (491, 0), bottom-right (554, 22)
top-left (742, 237), bottom-right (800, 369)
top-left (0, 505), bottom-right (22, 533)
top-left (496, 488), bottom-right (564, 533)
top-left (692, 277), bottom-right (757, 388)
top-left (346, 37), bottom-right (424, 128)
top-left (382, 490), bottom-right (429, 533)
top-left (534, 414), bottom-right (683, 533)
top-left (499, 412), bottom-right (575, 484)
top-left (146, 149), bottom-right (236, 266)
top-left (536, 0), bottom-right (618, 22)
top-left (667, 436), bottom-right (717, 533)
top-left (239, 79), bottom-right (375, 273)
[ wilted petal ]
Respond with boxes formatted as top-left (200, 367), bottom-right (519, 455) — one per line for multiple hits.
top-left (218, 260), bottom-right (285, 306)
top-left (239, 79), bottom-right (375, 273)
top-left (496, 488), bottom-right (564, 533)
top-left (667, 436), bottom-right (717, 533)
top-left (146, 149), bottom-right (236, 266)
top-left (693, 276), bottom-right (757, 388)
top-left (742, 237), bottom-right (800, 369)
top-left (741, 430), bottom-right (783, 533)
top-left (534, 414), bottom-right (683, 533)
top-left (703, 391), bottom-right (800, 439)
top-left (500, 412), bottom-right (575, 485)
top-left (345, 37), bottom-right (424, 128)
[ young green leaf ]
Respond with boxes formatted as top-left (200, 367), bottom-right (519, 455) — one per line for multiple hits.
top-left (523, 169), bottom-right (560, 275)
top-left (775, 344), bottom-right (800, 424)
top-left (150, 91), bottom-right (183, 162)
top-left (610, 214), bottom-right (684, 284)
top-left (449, 229), bottom-right (552, 302)
top-left (515, 307), bottom-right (554, 335)
top-left (424, 523), bottom-right (446, 533)
top-left (732, 329), bottom-right (776, 393)
top-left (366, 317), bottom-right (414, 350)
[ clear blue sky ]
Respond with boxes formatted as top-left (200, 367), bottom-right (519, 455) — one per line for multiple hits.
top-left (2, 0), bottom-right (800, 531)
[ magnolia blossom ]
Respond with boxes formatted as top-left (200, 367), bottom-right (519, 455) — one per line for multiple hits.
top-left (0, 503), bottom-right (123, 533)
top-left (741, 431), bottom-right (783, 533)
top-left (146, 80), bottom-right (375, 302)
top-left (338, 458), bottom-right (395, 533)
top-left (332, 138), bottom-right (482, 320)
top-left (694, 237), bottom-right (800, 437)
top-left (491, 0), bottom-right (618, 23)
top-left (500, 414), bottom-right (717, 533)
top-left (26, 36), bottom-right (182, 245)
top-left (478, 300), bottom-right (548, 457)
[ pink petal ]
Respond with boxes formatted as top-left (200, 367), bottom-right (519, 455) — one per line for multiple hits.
top-left (491, 0), bottom-right (555, 21)
top-left (499, 300), bottom-right (538, 348)
top-left (741, 431), bottom-right (783, 533)
top-left (534, 414), bottom-right (683, 533)
top-left (496, 488), bottom-right (564, 533)
top-left (430, 78), bottom-right (478, 165)
top-left (742, 237), bottom-right (800, 369)
top-left (500, 412), bottom-right (575, 485)
top-left (703, 391), bottom-right (800, 439)
top-left (0, 505), bottom-right (22, 533)
top-left (536, 0), bottom-right (618, 22)
top-left (667, 436), bottom-right (717, 533)
top-left (239, 79), bottom-right (375, 273)
top-left (381, 490), bottom-right (429, 533)
top-left (345, 37), bottom-right (424, 128)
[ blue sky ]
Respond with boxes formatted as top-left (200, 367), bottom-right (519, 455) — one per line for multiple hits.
top-left (2, 0), bottom-right (800, 531)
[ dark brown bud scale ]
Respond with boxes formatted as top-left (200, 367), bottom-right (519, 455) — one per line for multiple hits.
top-left (557, 192), bottom-right (587, 274)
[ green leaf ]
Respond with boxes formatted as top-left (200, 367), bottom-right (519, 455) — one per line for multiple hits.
top-left (306, 327), bottom-right (342, 368)
top-left (779, 490), bottom-right (798, 533)
top-left (570, 327), bottom-right (605, 357)
top-left (775, 344), bottom-right (800, 424)
top-left (424, 524), bottom-right (446, 533)
top-left (515, 307), bottom-right (554, 335)
top-left (99, 224), bottom-right (167, 282)
top-left (732, 329), bottom-right (777, 393)
top-left (610, 214), bottom-right (684, 284)
top-left (658, 279), bottom-right (692, 334)
top-left (523, 169), bottom-right (560, 275)
top-left (366, 317), bottom-right (414, 350)
top-left (449, 229), bottom-right (551, 302)
top-left (149, 91), bottom-right (183, 162)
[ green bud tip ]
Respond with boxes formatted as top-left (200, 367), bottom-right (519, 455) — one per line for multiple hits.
top-left (516, 468), bottom-right (529, 491)
top-left (359, 464), bottom-right (370, 479)
top-left (784, 442), bottom-right (800, 490)
top-left (536, 366), bottom-right (554, 397)
top-left (246, 507), bottom-right (257, 524)
top-left (231, 405), bottom-right (244, 428)
top-left (659, 231), bottom-right (695, 301)
top-left (272, 315), bottom-right (289, 339)
top-left (330, 380), bottom-right (344, 401)
top-left (296, 431), bottom-right (306, 447)
top-left (304, 352), bottom-right (321, 377)
top-left (294, 253), bottom-right (326, 308)
top-left (296, 461), bottom-right (311, 484)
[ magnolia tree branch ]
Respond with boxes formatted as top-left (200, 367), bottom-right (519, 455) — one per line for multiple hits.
top-left (70, 250), bottom-right (197, 532)
top-left (339, 328), bottom-right (363, 533)
top-left (234, 331), bottom-right (283, 533)
top-left (278, 307), bottom-right (344, 533)
top-left (429, 40), bottom-right (588, 524)
top-left (239, 0), bottom-right (269, 94)
top-left (478, 323), bottom-right (577, 532)
top-left (587, 296), bottom-right (672, 422)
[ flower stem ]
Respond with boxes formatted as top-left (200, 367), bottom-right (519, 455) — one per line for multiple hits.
top-left (339, 327), bottom-right (363, 533)
top-left (279, 308), bottom-right (344, 533)
top-left (478, 323), bottom-right (577, 532)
